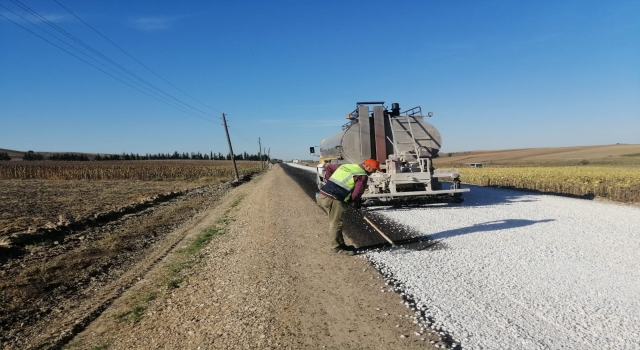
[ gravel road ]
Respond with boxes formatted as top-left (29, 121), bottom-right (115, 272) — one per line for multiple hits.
top-left (70, 166), bottom-right (442, 349)
top-left (288, 163), bottom-right (640, 349)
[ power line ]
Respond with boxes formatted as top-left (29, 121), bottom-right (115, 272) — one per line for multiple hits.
top-left (227, 124), bottom-right (254, 143)
top-left (227, 127), bottom-right (254, 145)
top-left (11, 0), bottom-right (212, 117)
top-left (226, 122), bottom-right (256, 144)
top-left (52, 0), bottom-right (222, 114)
top-left (225, 121), bottom-right (252, 142)
top-left (0, 11), bottom-right (219, 124)
top-left (0, 3), bottom-right (201, 117)
top-left (225, 116), bottom-right (256, 141)
top-left (8, 0), bottom-right (219, 122)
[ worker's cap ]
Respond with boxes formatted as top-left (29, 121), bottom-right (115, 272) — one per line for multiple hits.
top-left (364, 159), bottom-right (381, 171)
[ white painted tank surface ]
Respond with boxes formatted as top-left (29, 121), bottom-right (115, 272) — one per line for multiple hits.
top-left (319, 116), bottom-right (443, 164)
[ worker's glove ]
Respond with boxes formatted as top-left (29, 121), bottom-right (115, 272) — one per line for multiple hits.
top-left (350, 200), bottom-right (363, 210)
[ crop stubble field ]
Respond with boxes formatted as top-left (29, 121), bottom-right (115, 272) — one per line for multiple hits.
top-left (0, 160), bottom-right (261, 181)
top-left (433, 144), bottom-right (640, 203)
top-left (0, 161), bottom-right (261, 236)
top-left (458, 167), bottom-right (640, 203)
top-left (0, 160), bottom-right (261, 348)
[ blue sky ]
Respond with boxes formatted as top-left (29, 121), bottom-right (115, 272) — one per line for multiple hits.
top-left (1, 0), bottom-right (638, 160)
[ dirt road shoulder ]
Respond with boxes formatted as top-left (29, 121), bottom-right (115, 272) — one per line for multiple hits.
top-left (70, 166), bottom-right (439, 349)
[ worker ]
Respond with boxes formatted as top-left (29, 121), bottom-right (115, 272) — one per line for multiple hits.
top-left (316, 159), bottom-right (381, 255)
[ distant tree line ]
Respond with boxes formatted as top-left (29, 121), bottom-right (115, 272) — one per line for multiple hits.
top-left (94, 151), bottom-right (269, 161)
top-left (49, 153), bottom-right (90, 161)
top-left (0, 152), bottom-right (11, 161)
top-left (17, 150), bottom-right (270, 162)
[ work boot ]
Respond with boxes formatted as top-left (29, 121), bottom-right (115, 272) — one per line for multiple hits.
top-left (340, 244), bottom-right (356, 251)
top-left (332, 246), bottom-right (355, 256)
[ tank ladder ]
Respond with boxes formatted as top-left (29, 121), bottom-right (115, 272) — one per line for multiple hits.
top-left (389, 114), bottom-right (434, 172)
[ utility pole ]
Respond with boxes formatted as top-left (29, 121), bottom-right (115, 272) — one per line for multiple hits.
top-left (221, 113), bottom-right (239, 182)
top-left (267, 147), bottom-right (271, 169)
top-left (258, 137), bottom-right (263, 170)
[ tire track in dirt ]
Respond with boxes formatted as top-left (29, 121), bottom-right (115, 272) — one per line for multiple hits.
top-left (38, 202), bottom-right (225, 350)
top-left (1, 184), bottom-right (223, 264)
top-left (0, 178), bottom-right (252, 349)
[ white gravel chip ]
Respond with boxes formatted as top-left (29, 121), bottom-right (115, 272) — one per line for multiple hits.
top-left (367, 185), bottom-right (640, 350)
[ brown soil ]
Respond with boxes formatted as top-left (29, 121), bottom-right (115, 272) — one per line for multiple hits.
top-left (0, 180), bottom-right (233, 348)
top-left (0, 179), bottom-right (207, 237)
top-left (64, 166), bottom-right (441, 349)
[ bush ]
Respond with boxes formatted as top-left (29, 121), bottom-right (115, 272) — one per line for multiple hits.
top-left (0, 152), bottom-right (11, 161)
top-left (23, 151), bottom-right (44, 161)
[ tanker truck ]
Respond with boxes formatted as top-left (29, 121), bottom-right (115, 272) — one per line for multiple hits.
top-left (310, 102), bottom-right (469, 205)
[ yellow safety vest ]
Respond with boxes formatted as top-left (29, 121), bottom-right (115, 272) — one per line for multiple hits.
top-left (327, 164), bottom-right (367, 201)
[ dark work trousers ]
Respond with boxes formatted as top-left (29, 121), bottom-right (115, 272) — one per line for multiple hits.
top-left (316, 194), bottom-right (347, 249)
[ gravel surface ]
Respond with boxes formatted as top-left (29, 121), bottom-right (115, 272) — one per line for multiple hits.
top-left (70, 166), bottom-right (440, 349)
top-left (369, 186), bottom-right (640, 349)
top-left (289, 163), bottom-right (640, 349)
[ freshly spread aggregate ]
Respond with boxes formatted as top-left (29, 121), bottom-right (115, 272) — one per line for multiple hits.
top-left (368, 185), bottom-right (640, 349)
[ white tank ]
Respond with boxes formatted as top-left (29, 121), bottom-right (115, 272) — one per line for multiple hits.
top-left (319, 113), bottom-right (442, 164)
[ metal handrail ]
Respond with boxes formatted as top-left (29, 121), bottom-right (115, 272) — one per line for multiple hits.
top-left (401, 106), bottom-right (422, 117)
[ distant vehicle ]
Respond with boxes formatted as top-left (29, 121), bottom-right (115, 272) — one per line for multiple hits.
top-left (292, 159), bottom-right (300, 163)
top-left (466, 163), bottom-right (483, 168)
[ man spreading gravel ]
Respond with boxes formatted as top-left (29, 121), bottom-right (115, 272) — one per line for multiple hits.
top-left (316, 159), bottom-right (380, 255)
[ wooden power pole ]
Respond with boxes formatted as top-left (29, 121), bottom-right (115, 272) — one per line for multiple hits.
top-left (221, 113), bottom-right (239, 182)
top-left (258, 137), bottom-right (263, 170)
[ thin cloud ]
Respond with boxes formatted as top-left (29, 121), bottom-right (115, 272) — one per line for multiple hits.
top-left (446, 43), bottom-right (477, 51)
top-left (129, 16), bottom-right (185, 31)
top-left (0, 11), bottom-right (72, 24)
top-left (529, 32), bottom-right (564, 44)
top-left (259, 118), bottom-right (345, 128)
top-left (41, 13), bottom-right (73, 23)
top-left (285, 101), bottom-right (352, 108)
top-left (259, 119), bottom-right (288, 124)
top-left (298, 119), bottom-right (348, 128)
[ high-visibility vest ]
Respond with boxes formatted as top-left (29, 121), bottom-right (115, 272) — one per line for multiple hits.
top-left (323, 164), bottom-right (367, 201)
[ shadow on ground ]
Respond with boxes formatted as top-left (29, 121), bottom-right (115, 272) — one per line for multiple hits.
top-left (428, 218), bottom-right (555, 240)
